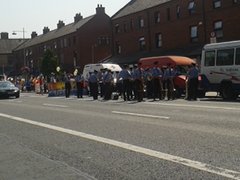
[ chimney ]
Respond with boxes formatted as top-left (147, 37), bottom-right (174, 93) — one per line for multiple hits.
top-left (1, 32), bottom-right (9, 39)
top-left (43, 27), bottom-right (50, 34)
top-left (96, 4), bottom-right (105, 14)
top-left (31, 31), bottom-right (38, 39)
top-left (74, 13), bottom-right (83, 23)
top-left (57, 20), bottom-right (65, 29)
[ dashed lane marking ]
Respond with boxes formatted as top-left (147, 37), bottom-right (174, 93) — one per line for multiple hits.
top-left (112, 111), bottom-right (170, 119)
top-left (0, 113), bottom-right (240, 180)
top-left (43, 103), bottom-right (68, 108)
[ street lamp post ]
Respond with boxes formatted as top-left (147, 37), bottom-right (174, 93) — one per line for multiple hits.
top-left (12, 28), bottom-right (27, 66)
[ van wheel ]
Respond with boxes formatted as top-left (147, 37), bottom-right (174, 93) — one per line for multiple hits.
top-left (221, 83), bottom-right (236, 100)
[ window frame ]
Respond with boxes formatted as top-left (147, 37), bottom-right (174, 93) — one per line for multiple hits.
top-left (216, 48), bottom-right (234, 66)
top-left (235, 48), bottom-right (240, 65)
top-left (213, 0), bottom-right (222, 9)
top-left (214, 20), bottom-right (223, 38)
top-left (190, 25), bottom-right (198, 42)
top-left (204, 50), bottom-right (216, 67)
top-left (155, 33), bottom-right (163, 48)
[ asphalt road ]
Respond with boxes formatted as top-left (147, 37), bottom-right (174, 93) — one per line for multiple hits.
top-left (0, 93), bottom-right (240, 180)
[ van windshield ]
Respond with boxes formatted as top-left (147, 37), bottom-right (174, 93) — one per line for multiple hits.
top-left (175, 65), bottom-right (188, 75)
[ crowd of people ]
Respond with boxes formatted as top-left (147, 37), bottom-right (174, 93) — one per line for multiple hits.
top-left (62, 61), bottom-right (200, 102)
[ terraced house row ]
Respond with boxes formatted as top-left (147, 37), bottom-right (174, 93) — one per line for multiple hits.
top-left (1, 0), bottom-right (240, 76)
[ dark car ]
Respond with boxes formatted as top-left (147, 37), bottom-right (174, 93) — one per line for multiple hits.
top-left (0, 81), bottom-right (20, 99)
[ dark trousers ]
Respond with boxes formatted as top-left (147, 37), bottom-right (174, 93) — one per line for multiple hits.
top-left (188, 78), bottom-right (198, 100)
top-left (152, 78), bottom-right (162, 100)
top-left (135, 79), bottom-right (144, 101)
top-left (76, 82), bottom-right (83, 98)
top-left (65, 82), bottom-right (71, 98)
top-left (122, 79), bottom-right (131, 101)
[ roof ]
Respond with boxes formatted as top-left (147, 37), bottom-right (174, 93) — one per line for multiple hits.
top-left (112, 0), bottom-right (171, 19)
top-left (0, 39), bottom-right (26, 54)
top-left (203, 40), bottom-right (240, 50)
top-left (139, 56), bottom-right (195, 69)
top-left (15, 15), bottom-right (94, 50)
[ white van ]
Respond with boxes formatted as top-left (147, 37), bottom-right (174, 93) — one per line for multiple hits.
top-left (82, 63), bottom-right (122, 81)
top-left (201, 40), bottom-right (240, 99)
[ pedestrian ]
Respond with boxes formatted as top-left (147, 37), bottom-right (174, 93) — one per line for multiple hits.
top-left (151, 61), bottom-right (163, 101)
top-left (186, 63), bottom-right (199, 100)
top-left (75, 71), bottom-right (84, 98)
top-left (163, 63), bottom-right (176, 100)
top-left (88, 70), bottom-right (98, 100)
top-left (119, 64), bottom-right (132, 101)
top-left (133, 63), bottom-right (144, 102)
top-left (64, 72), bottom-right (71, 98)
top-left (103, 69), bottom-right (113, 100)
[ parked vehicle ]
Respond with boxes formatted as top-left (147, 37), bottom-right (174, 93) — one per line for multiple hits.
top-left (0, 81), bottom-right (20, 99)
top-left (138, 56), bottom-right (199, 97)
top-left (82, 63), bottom-right (122, 80)
top-left (201, 40), bottom-right (240, 100)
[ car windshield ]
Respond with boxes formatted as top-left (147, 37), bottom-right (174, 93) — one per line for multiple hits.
top-left (0, 81), bottom-right (15, 88)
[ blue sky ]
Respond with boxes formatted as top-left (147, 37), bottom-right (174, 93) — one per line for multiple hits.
top-left (1, 0), bottom-right (130, 39)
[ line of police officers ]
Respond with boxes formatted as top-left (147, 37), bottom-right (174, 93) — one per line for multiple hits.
top-left (64, 62), bottom-right (199, 101)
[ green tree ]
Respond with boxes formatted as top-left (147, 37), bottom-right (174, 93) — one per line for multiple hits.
top-left (40, 49), bottom-right (58, 77)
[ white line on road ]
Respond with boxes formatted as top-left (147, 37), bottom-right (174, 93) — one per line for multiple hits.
top-left (43, 103), bottom-right (68, 108)
top-left (112, 111), bottom-right (170, 119)
top-left (145, 102), bottom-right (240, 111)
top-left (0, 113), bottom-right (240, 180)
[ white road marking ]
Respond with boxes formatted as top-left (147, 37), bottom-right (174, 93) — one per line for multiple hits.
top-left (145, 102), bottom-right (240, 111)
top-left (43, 103), bottom-right (68, 108)
top-left (112, 111), bottom-right (170, 119)
top-left (0, 113), bottom-right (240, 180)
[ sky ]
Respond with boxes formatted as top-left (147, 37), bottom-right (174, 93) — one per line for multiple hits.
top-left (0, 0), bottom-right (130, 39)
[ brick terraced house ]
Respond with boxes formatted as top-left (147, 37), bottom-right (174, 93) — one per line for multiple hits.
top-left (108, 0), bottom-right (240, 65)
top-left (13, 5), bottom-right (112, 75)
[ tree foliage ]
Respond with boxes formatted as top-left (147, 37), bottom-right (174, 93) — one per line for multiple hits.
top-left (40, 49), bottom-right (58, 77)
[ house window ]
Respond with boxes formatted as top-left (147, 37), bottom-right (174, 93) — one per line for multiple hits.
top-left (233, 0), bottom-right (240, 4)
top-left (123, 23), bottom-right (127, 32)
top-left (139, 17), bottom-right (144, 28)
top-left (155, 33), bottom-right (162, 48)
top-left (213, 0), bottom-right (221, 8)
top-left (188, 1), bottom-right (196, 14)
top-left (115, 24), bottom-right (120, 33)
top-left (130, 19), bottom-right (134, 31)
top-left (139, 37), bottom-right (146, 51)
top-left (176, 5), bottom-right (181, 18)
top-left (115, 41), bottom-right (121, 54)
top-left (235, 48), bottom-right (240, 65)
top-left (154, 12), bottom-right (161, 24)
top-left (214, 20), bottom-right (223, 38)
top-left (190, 26), bottom-right (198, 42)
top-left (167, 8), bottom-right (170, 21)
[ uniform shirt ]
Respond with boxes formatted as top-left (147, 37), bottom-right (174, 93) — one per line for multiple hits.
top-left (187, 67), bottom-right (199, 79)
top-left (103, 72), bottom-right (113, 83)
top-left (151, 67), bottom-right (162, 78)
top-left (75, 74), bottom-right (83, 82)
top-left (164, 68), bottom-right (176, 79)
top-left (88, 73), bottom-right (98, 83)
top-left (119, 69), bottom-right (131, 80)
top-left (133, 67), bottom-right (144, 79)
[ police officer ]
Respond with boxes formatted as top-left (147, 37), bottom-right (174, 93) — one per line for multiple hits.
top-left (103, 69), bottom-right (113, 100)
top-left (88, 70), bottom-right (99, 100)
top-left (186, 63), bottom-right (199, 100)
top-left (151, 61), bottom-right (163, 101)
top-left (163, 63), bottom-right (176, 100)
top-left (119, 64), bottom-right (132, 101)
top-left (75, 72), bottom-right (84, 98)
top-left (64, 72), bottom-right (71, 98)
top-left (133, 63), bottom-right (144, 102)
